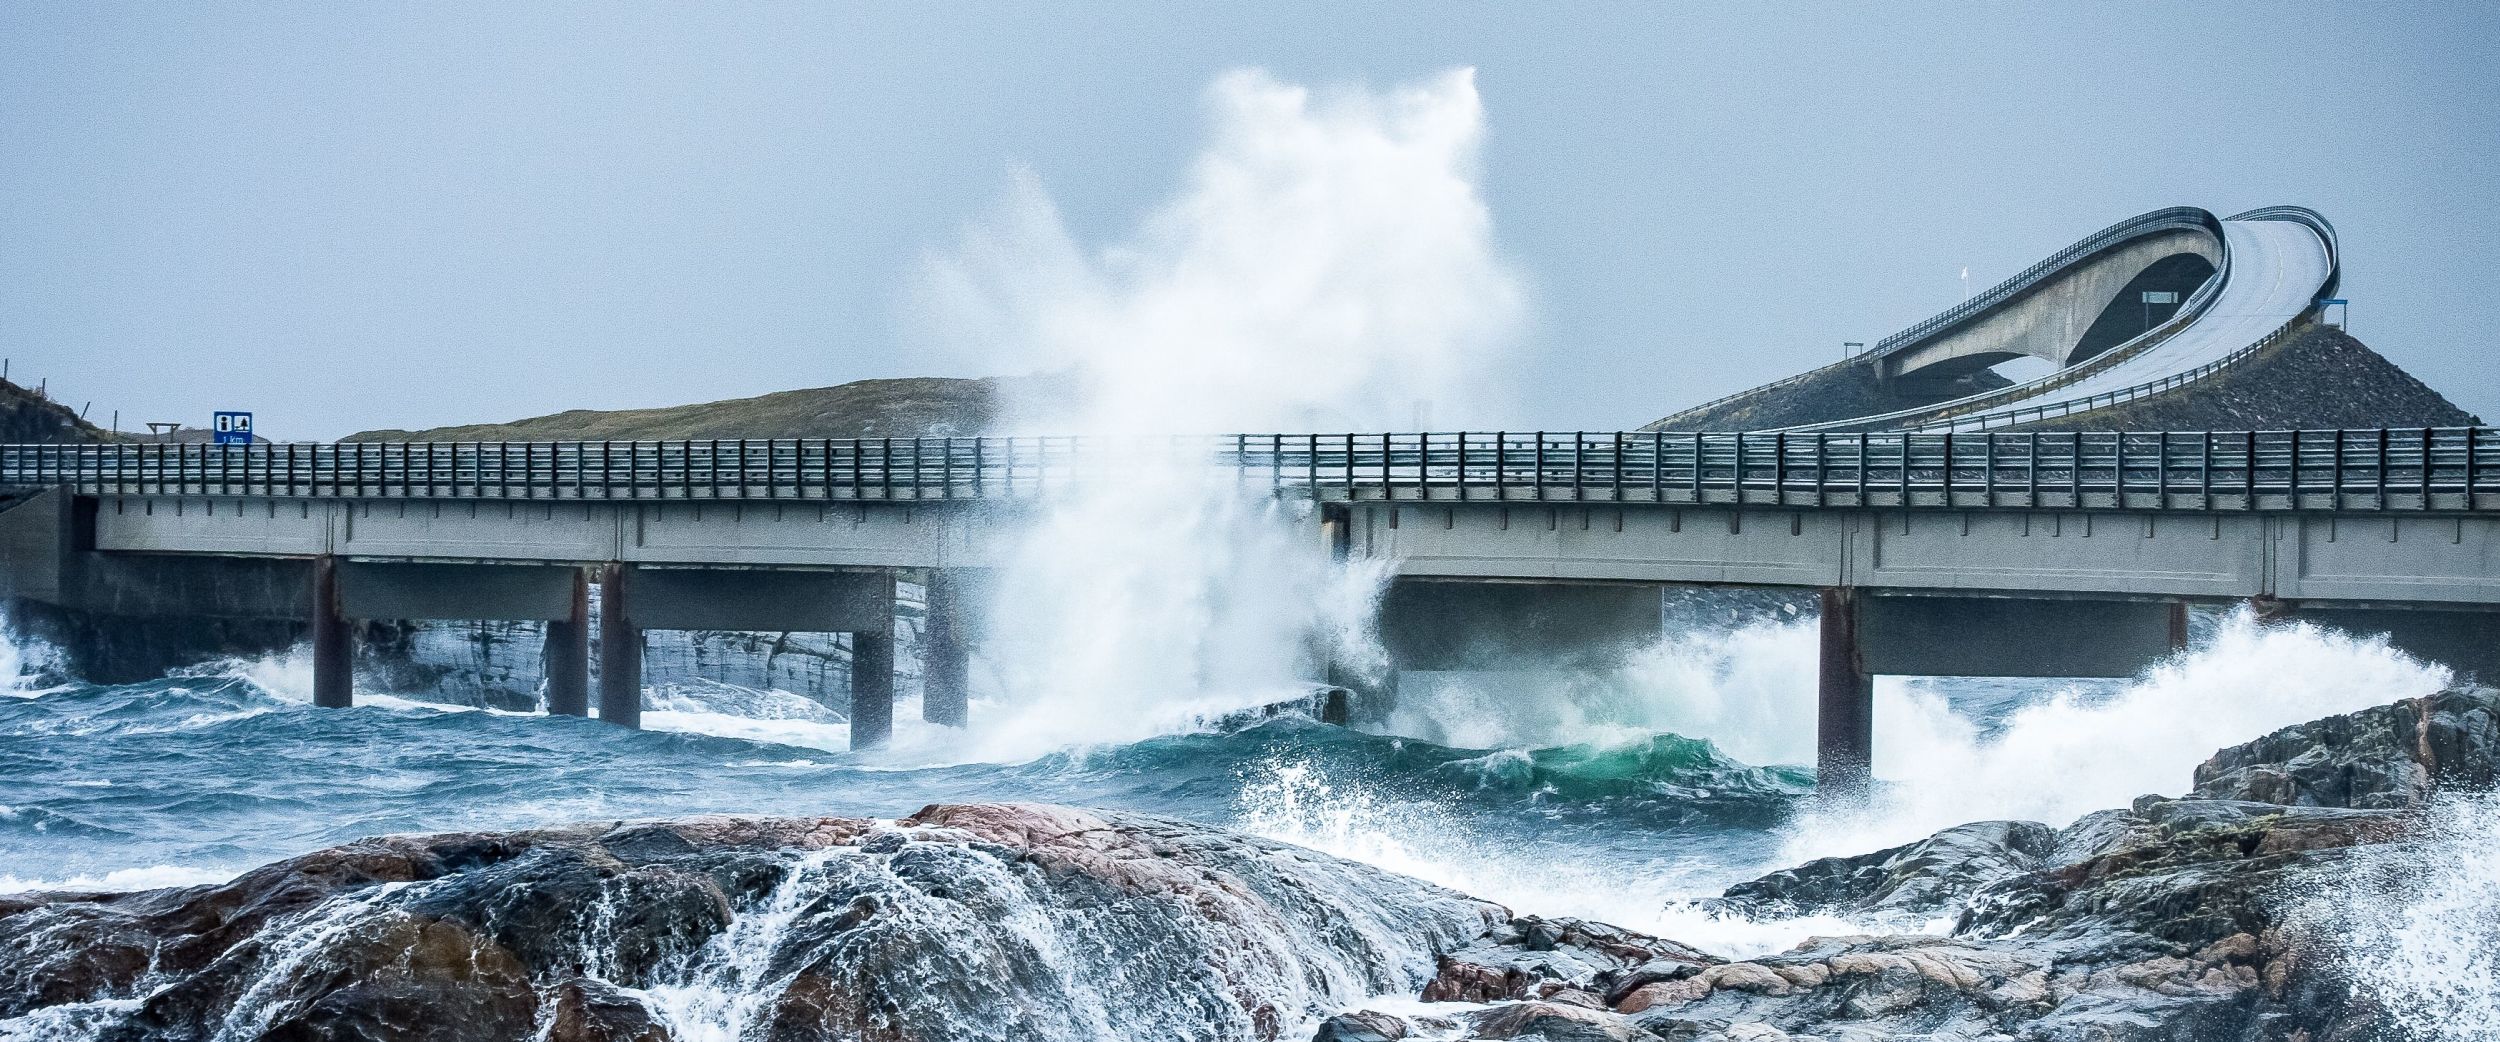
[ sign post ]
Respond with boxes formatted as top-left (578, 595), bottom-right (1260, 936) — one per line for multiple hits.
top-left (2140, 290), bottom-right (2181, 331)
top-left (212, 411), bottom-right (255, 445)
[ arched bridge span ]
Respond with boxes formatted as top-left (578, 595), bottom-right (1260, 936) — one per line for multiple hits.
top-left (1647, 205), bottom-right (2339, 433)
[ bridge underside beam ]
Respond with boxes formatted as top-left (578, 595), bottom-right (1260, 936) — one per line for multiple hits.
top-left (620, 566), bottom-right (891, 633)
top-left (1855, 594), bottom-right (2180, 678)
top-left (1377, 578), bottom-right (1663, 672)
top-left (2287, 604), bottom-right (2500, 683)
top-left (338, 562), bottom-right (578, 622)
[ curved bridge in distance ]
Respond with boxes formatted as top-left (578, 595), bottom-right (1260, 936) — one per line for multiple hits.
top-left (1648, 205), bottom-right (2340, 433)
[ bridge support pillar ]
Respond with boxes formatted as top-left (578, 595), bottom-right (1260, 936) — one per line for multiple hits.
top-left (596, 562), bottom-right (641, 729)
top-left (850, 571), bottom-right (896, 749)
top-left (922, 571), bottom-right (968, 728)
top-left (310, 555), bottom-right (353, 709)
top-left (543, 569), bottom-right (590, 716)
top-left (1816, 587), bottom-right (1873, 796)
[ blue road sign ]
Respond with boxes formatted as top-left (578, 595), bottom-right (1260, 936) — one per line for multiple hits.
top-left (212, 411), bottom-right (254, 445)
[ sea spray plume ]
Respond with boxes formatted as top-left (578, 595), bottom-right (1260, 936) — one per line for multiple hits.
top-left (1781, 609), bottom-right (2452, 862)
top-left (919, 68), bottom-right (1523, 759)
top-left (920, 68), bottom-right (1523, 436)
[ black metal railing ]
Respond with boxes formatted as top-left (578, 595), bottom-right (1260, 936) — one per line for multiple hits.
top-left (3, 428), bottom-right (2493, 512)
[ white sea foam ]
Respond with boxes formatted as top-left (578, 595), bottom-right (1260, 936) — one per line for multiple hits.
top-left (0, 864), bottom-right (239, 895)
top-left (1782, 611), bottom-right (2448, 861)
top-left (1233, 759), bottom-right (1885, 960)
top-left (1243, 608), bottom-right (2453, 965)
top-left (0, 612), bottom-right (60, 694)
top-left (1382, 618), bottom-right (1821, 763)
top-left (2301, 791), bottom-right (2500, 1040)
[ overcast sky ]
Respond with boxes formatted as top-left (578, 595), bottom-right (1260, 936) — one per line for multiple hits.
top-left (4, 3), bottom-right (2494, 440)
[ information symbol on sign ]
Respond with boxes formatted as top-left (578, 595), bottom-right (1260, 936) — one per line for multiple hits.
top-left (212, 411), bottom-right (255, 445)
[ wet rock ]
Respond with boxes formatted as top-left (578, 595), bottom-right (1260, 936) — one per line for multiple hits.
top-left (2193, 683), bottom-right (2500, 808)
top-left (1463, 1000), bottom-right (1646, 1041)
top-left (1312, 1009), bottom-right (1410, 1041)
top-left (544, 978), bottom-right (673, 1042)
top-left (1372, 687), bottom-right (2500, 1041)
top-left (3, 805), bottom-right (1505, 1042)
top-left (1422, 916), bottom-right (1714, 1003)
top-left (1713, 819), bottom-right (2057, 921)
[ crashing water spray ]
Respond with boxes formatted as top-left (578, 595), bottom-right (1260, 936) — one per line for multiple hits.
top-left (1780, 610), bottom-right (2452, 861)
top-left (918, 68), bottom-right (1524, 759)
top-left (2302, 791), bottom-right (2500, 1041)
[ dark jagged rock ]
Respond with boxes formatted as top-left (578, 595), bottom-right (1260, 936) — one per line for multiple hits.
top-left (1312, 1010), bottom-right (1411, 1042)
top-left (1711, 819), bottom-right (2057, 923)
top-left (1, 806), bottom-right (1503, 1042)
top-left (2193, 683), bottom-right (2500, 808)
top-left (1421, 915), bottom-right (1715, 1005)
top-left (544, 977), bottom-right (675, 1042)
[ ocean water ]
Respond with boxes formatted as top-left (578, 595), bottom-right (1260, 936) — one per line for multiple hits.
top-left (0, 606), bottom-right (2460, 954)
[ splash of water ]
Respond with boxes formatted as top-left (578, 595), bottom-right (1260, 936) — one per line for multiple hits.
top-left (919, 67), bottom-right (1523, 761)
top-left (0, 612), bottom-right (57, 695)
top-left (2304, 790), bottom-right (2500, 1040)
top-left (1783, 610), bottom-right (2449, 860)
top-left (1381, 618), bottom-right (1821, 761)
top-left (1233, 758), bottom-right (1851, 960)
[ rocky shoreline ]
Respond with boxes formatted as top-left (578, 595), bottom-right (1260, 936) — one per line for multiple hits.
top-left (2, 686), bottom-right (2490, 1041)
top-left (1326, 683), bottom-right (2497, 1041)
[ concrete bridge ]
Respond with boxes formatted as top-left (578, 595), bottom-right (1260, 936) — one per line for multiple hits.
top-left (5, 429), bottom-right (2494, 790)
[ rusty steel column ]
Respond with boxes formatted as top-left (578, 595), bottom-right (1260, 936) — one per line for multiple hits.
top-left (543, 568), bottom-right (590, 717)
top-left (2168, 600), bottom-right (2192, 652)
top-left (922, 571), bottom-right (968, 728)
top-left (1816, 587), bottom-right (1873, 795)
top-left (596, 562), bottom-right (641, 729)
top-left (850, 571), bottom-right (897, 749)
top-left (310, 555), bottom-right (353, 709)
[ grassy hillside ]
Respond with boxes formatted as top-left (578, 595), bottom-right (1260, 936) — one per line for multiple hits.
top-left (0, 378), bottom-right (120, 443)
top-left (344, 374), bottom-right (1072, 443)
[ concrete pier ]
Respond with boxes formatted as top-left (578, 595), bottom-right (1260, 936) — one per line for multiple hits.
top-left (1816, 587), bottom-right (1873, 795)
top-left (596, 562), bottom-right (641, 728)
top-left (850, 569), bottom-right (896, 749)
top-left (543, 569), bottom-right (590, 716)
top-left (310, 555), bottom-right (353, 709)
top-left (922, 571), bottom-right (968, 727)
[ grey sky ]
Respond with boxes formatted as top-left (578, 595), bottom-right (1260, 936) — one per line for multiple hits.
top-left (4, 3), bottom-right (2494, 440)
